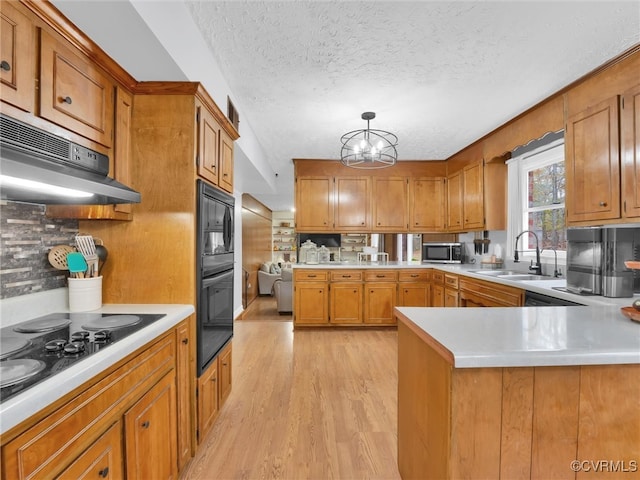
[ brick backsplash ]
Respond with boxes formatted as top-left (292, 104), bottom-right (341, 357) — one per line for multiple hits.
top-left (0, 201), bottom-right (78, 299)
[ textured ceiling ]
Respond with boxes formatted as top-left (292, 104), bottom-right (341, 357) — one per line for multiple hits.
top-left (184, 1), bottom-right (639, 210)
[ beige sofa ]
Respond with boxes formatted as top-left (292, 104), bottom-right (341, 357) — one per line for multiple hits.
top-left (257, 262), bottom-right (281, 295)
top-left (273, 268), bottom-right (293, 313)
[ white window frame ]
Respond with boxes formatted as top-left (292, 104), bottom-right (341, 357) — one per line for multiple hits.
top-left (506, 138), bottom-right (566, 262)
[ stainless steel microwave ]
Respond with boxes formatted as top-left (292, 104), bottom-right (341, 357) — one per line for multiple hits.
top-left (422, 242), bottom-right (465, 264)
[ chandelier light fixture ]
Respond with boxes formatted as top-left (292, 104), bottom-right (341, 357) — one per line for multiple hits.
top-left (340, 112), bottom-right (398, 169)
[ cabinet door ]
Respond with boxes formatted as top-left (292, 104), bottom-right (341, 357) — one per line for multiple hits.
top-left (0, 1), bottom-right (34, 112)
top-left (197, 357), bottom-right (219, 444)
top-left (39, 30), bottom-right (114, 147)
top-left (566, 96), bottom-right (621, 223)
top-left (334, 176), bottom-right (370, 231)
top-left (364, 282), bottom-right (397, 324)
top-left (113, 86), bottom-right (133, 215)
top-left (409, 177), bottom-right (446, 232)
top-left (444, 288), bottom-right (459, 307)
top-left (218, 342), bottom-right (232, 406)
top-left (431, 283), bottom-right (445, 307)
top-left (197, 104), bottom-right (220, 186)
top-left (622, 84), bottom-right (640, 218)
top-left (294, 281), bottom-right (329, 324)
top-left (295, 176), bottom-right (333, 231)
top-left (330, 283), bottom-right (363, 324)
top-left (219, 130), bottom-right (234, 193)
top-left (398, 282), bottom-right (430, 307)
top-left (176, 320), bottom-right (192, 471)
top-left (462, 161), bottom-right (485, 230)
top-left (56, 421), bottom-right (123, 480)
top-left (124, 372), bottom-right (178, 480)
top-left (447, 171), bottom-right (463, 231)
top-left (372, 177), bottom-right (408, 231)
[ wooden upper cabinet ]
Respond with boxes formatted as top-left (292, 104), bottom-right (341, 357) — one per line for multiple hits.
top-left (295, 176), bottom-right (333, 231)
top-left (219, 130), bottom-right (234, 193)
top-left (409, 177), bottom-right (446, 232)
top-left (334, 176), bottom-right (370, 231)
top-left (0, 1), bottom-right (35, 113)
top-left (566, 95), bottom-right (621, 224)
top-left (447, 170), bottom-right (463, 231)
top-left (622, 84), bottom-right (640, 218)
top-left (372, 177), bottom-right (408, 231)
top-left (462, 161), bottom-right (484, 230)
top-left (197, 102), bottom-right (220, 186)
top-left (39, 29), bottom-right (114, 147)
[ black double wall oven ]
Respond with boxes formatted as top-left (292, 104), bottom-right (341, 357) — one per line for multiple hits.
top-left (196, 180), bottom-right (234, 376)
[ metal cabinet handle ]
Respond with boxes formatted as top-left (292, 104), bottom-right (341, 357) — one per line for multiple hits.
top-left (599, 201), bottom-right (607, 207)
top-left (141, 421), bottom-right (150, 428)
top-left (182, 338), bottom-right (189, 344)
top-left (376, 274), bottom-right (385, 278)
top-left (61, 96), bottom-right (72, 104)
top-left (212, 378), bottom-right (217, 382)
top-left (0, 60), bottom-right (10, 71)
top-left (98, 467), bottom-right (109, 478)
top-left (308, 274), bottom-right (317, 278)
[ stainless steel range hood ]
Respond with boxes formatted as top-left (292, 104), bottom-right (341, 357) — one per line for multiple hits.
top-left (0, 114), bottom-right (141, 205)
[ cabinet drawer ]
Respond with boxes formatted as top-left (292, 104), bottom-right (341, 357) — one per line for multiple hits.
top-left (2, 333), bottom-right (175, 480)
top-left (444, 274), bottom-right (459, 289)
top-left (294, 270), bottom-right (328, 281)
top-left (398, 270), bottom-right (430, 282)
top-left (330, 270), bottom-right (363, 282)
top-left (459, 278), bottom-right (524, 307)
top-left (432, 271), bottom-right (445, 284)
top-left (39, 29), bottom-right (115, 147)
top-left (364, 270), bottom-right (398, 282)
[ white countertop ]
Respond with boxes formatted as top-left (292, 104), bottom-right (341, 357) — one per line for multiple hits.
top-left (0, 302), bottom-right (194, 435)
top-left (395, 305), bottom-right (640, 368)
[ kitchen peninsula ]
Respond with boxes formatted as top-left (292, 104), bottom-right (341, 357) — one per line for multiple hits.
top-left (396, 305), bottom-right (640, 480)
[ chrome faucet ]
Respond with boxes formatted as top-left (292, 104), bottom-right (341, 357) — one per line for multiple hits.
top-left (542, 247), bottom-right (562, 277)
top-left (514, 230), bottom-right (542, 275)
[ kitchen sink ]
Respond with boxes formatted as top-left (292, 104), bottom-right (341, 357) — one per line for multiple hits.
top-left (468, 270), bottom-right (520, 276)
top-left (496, 274), bottom-right (550, 281)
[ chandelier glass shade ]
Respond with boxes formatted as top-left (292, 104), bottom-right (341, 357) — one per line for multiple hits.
top-left (340, 112), bottom-right (398, 169)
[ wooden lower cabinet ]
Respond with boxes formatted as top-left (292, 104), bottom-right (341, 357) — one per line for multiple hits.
top-left (124, 372), bottom-right (178, 480)
top-left (175, 318), bottom-right (194, 471)
top-left (459, 277), bottom-right (524, 307)
top-left (56, 421), bottom-right (123, 480)
top-left (444, 273), bottom-right (459, 307)
top-left (398, 270), bottom-right (431, 307)
top-left (197, 341), bottom-right (233, 444)
top-left (197, 356), bottom-right (219, 443)
top-left (364, 270), bottom-right (398, 325)
top-left (294, 270), bottom-right (329, 325)
top-left (1, 330), bottom-right (180, 480)
top-left (330, 282), bottom-right (363, 324)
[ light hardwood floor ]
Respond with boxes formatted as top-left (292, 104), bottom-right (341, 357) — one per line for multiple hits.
top-left (181, 296), bottom-right (401, 479)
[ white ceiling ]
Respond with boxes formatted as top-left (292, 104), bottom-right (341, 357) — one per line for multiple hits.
top-left (53, 1), bottom-right (640, 212)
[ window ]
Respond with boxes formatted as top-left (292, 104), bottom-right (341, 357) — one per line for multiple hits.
top-left (507, 135), bottom-right (566, 259)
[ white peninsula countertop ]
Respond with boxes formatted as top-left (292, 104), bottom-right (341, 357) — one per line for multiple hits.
top-left (0, 301), bottom-right (194, 434)
top-left (395, 305), bottom-right (640, 368)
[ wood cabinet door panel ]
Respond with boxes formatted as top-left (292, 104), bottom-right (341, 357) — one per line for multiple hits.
top-left (40, 30), bottom-right (114, 147)
top-left (330, 283), bottom-right (363, 324)
top-left (218, 342), bottom-right (232, 406)
top-left (409, 177), bottom-right (446, 232)
top-left (462, 162), bottom-right (484, 230)
top-left (56, 421), bottom-right (123, 480)
top-left (197, 357), bottom-right (219, 443)
top-left (219, 130), bottom-right (234, 193)
top-left (294, 282), bottom-right (329, 324)
top-left (364, 283), bottom-right (397, 324)
top-left (444, 289), bottom-right (459, 307)
top-left (124, 372), bottom-right (177, 480)
top-left (566, 96), bottom-right (621, 223)
top-left (399, 283), bottom-right (430, 307)
top-left (622, 84), bottom-right (640, 218)
top-left (334, 176), bottom-right (370, 230)
top-left (446, 171), bottom-right (463, 231)
top-left (176, 319), bottom-right (192, 471)
top-left (197, 104), bottom-right (219, 185)
top-left (372, 177), bottom-right (408, 231)
top-left (295, 177), bottom-right (333, 231)
top-left (0, 1), bottom-right (34, 112)
top-left (431, 284), bottom-right (445, 307)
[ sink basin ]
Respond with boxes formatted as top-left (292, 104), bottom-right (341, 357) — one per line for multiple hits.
top-left (467, 270), bottom-right (517, 276)
top-left (496, 274), bottom-right (550, 281)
